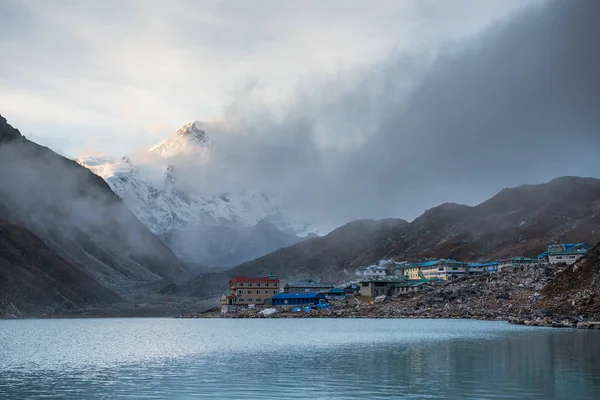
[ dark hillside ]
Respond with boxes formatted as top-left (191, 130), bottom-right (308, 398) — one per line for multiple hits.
top-left (0, 219), bottom-right (120, 316)
top-left (0, 114), bottom-right (189, 315)
top-left (230, 218), bottom-right (409, 281)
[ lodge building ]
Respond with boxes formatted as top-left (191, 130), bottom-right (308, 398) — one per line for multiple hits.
top-left (221, 274), bottom-right (279, 306)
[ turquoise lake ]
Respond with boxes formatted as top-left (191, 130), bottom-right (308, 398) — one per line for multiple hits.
top-left (1, 318), bottom-right (599, 399)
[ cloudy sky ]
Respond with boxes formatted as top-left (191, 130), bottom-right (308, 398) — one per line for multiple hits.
top-left (1, 0), bottom-right (532, 155)
top-left (2, 0), bottom-right (599, 226)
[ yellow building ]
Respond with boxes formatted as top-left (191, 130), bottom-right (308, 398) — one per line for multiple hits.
top-left (406, 259), bottom-right (472, 281)
top-left (404, 265), bottom-right (424, 280)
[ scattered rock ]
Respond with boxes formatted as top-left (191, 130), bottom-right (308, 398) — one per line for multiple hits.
top-left (374, 295), bottom-right (386, 303)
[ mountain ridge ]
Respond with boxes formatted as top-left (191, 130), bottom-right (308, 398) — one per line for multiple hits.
top-left (0, 114), bottom-right (189, 316)
top-left (229, 218), bottom-right (410, 281)
top-left (227, 176), bottom-right (600, 282)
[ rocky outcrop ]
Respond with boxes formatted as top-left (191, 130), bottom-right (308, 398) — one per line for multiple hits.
top-left (540, 242), bottom-right (600, 319)
top-left (0, 115), bottom-right (22, 143)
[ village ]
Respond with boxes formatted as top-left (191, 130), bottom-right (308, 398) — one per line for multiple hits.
top-left (215, 242), bottom-right (592, 319)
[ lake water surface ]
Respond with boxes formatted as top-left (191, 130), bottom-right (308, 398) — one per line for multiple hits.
top-left (1, 318), bottom-right (599, 399)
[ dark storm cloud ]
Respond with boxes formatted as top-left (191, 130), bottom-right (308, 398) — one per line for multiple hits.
top-left (191, 0), bottom-right (600, 227)
top-left (355, 0), bottom-right (600, 215)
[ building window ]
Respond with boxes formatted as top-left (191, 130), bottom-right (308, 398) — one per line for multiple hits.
top-left (257, 283), bottom-right (261, 287)
top-left (238, 290), bottom-right (243, 294)
top-left (248, 290), bottom-right (252, 294)
top-left (238, 298), bottom-right (243, 302)
top-left (265, 290), bottom-right (269, 294)
top-left (248, 283), bottom-right (252, 287)
top-left (239, 283), bottom-right (243, 287)
top-left (265, 283), bottom-right (269, 287)
top-left (256, 298), bottom-right (260, 302)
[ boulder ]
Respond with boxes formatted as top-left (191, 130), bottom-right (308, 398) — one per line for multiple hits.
top-left (576, 322), bottom-right (591, 329)
top-left (259, 308), bottom-right (277, 316)
top-left (374, 295), bottom-right (386, 303)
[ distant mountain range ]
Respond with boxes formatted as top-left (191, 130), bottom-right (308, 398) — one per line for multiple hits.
top-left (0, 115), bottom-right (188, 316)
top-left (3, 113), bottom-right (600, 314)
top-left (226, 176), bottom-right (600, 283)
top-left (77, 121), bottom-right (317, 267)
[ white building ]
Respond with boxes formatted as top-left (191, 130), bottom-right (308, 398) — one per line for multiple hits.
top-left (497, 256), bottom-right (538, 271)
top-left (546, 243), bottom-right (591, 265)
top-left (406, 259), bottom-right (477, 281)
top-left (362, 265), bottom-right (387, 277)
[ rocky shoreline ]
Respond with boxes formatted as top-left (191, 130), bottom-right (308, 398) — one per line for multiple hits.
top-left (184, 303), bottom-right (600, 329)
top-left (183, 263), bottom-right (600, 329)
top-left (186, 303), bottom-right (599, 329)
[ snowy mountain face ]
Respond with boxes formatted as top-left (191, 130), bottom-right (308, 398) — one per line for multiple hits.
top-left (77, 121), bottom-right (317, 267)
top-left (149, 121), bottom-right (214, 158)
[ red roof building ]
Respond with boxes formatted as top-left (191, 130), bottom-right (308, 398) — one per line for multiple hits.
top-left (231, 276), bottom-right (280, 284)
top-left (221, 273), bottom-right (279, 306)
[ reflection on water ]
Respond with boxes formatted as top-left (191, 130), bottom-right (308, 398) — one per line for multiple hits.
top-left (0, 319), bottom-right (599, 399)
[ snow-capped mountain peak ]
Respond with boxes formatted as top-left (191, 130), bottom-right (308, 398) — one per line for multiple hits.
top-left (176, 121), bottom-right (207, 140)
top-left (149, 121), bottom-right (213, 158)
top-left (76, 121), bottom-right (321, 267)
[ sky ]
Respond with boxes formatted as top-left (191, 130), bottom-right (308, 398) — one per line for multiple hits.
top-left (2, 0), bottom-right (600, 227)
top-left (1, 0), bottom-right (533, 156)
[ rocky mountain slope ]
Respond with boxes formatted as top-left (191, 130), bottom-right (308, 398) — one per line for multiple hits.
top-left (0, 219), bottom-right (120, 316)
top-left (230, 218), bottom-right (409, 281)
top-left (230, 177), bottom-right (600, 282)
top-left (541, 241), bottom-right (600, 319)
top-left (363, 176), bottom-right (600, 264)
top-left (0, 114), bottom-right (188, 315)
top-left (78, 121), bottom-right (316, 267)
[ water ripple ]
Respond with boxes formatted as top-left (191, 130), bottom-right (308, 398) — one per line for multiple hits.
top-left (1, 318), bottom-right (599, 399)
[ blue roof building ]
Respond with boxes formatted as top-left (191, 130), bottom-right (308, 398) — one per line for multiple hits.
top-left (320, 287), bottom-right (346, 300)
top-left (272, 292), bottom-right (327, 306)
top-left (544, 243), bottom-right (591, 265)
top-left (283, 279), bottom-right (334, 293)
top-left (468, 262), bottom-right (499, 268)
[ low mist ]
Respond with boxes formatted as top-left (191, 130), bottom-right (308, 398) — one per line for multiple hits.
top-left (0, 134), bottom-right (185, 283)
